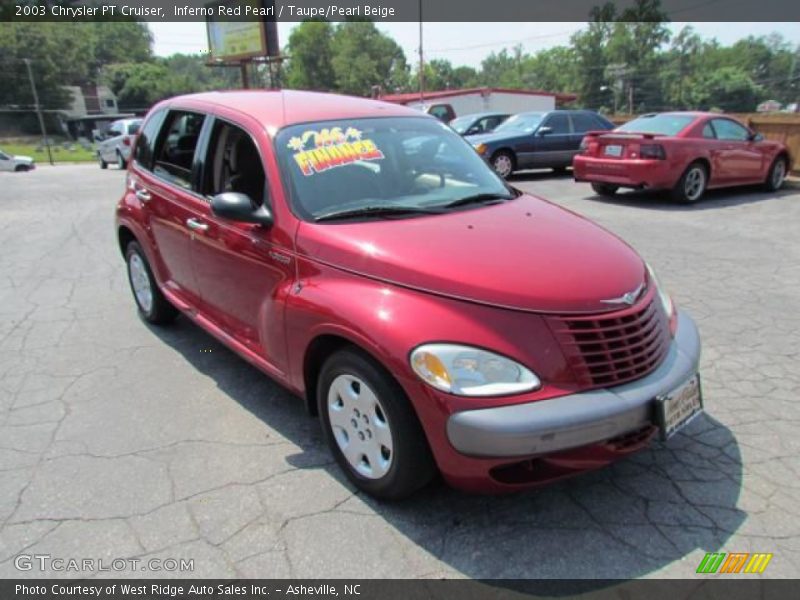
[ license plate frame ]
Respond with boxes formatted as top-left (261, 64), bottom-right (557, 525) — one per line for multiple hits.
top-left (603, 144), bottom-right (623, 157)
top-left (655, 374), bottom-right (703, 440)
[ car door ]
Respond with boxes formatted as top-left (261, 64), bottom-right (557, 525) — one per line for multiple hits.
top-left (101, 123), bottom-right (123, 162)
top-left (131, 109), bottom-right (208, 309)
top-left (531, 112), bottom-right (573, 168)
top-left (709, 118), bottom-right (764, 182)
top-left (187, 115), bottom-right (294, 364)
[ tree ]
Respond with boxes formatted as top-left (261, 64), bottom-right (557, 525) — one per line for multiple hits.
top-left (689, 67), bottom-right (761, 112)
top-left (571, 3), bottom-right (616, 109)
top-left (284, 20), bottom-right (336, 91)
top-left (330, 21), bottom-right (406, 96)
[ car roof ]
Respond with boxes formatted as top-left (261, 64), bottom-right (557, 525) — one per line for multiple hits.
top-left (457, 111), bottom-right (508, 119)
top-left (157, 90), bottom-right (424, 131)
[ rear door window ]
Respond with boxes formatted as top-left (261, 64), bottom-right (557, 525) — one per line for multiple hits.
top-left (571, 112), bottom-right (602, 133)
top-left (152, 111), bottom-right (206, 190)
top-left (543, 113), bottom-right (571, 134)
top-left (133, 109), bottom-right (166, 170)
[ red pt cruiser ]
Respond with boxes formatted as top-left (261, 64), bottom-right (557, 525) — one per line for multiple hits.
top-left (116, 91), bottom-right (702, 499)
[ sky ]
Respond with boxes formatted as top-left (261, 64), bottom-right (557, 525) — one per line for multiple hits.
top-left (148, 21), bottom-right (799, 70)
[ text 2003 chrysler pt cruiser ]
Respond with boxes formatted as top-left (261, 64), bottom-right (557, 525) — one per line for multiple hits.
top-left (116, 91), bottom-right (702, 499)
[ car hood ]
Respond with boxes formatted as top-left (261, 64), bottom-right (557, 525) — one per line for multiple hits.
top-left (467, 131), bottom-right (527, 146)
top-left (14, 155), bottom-right (33, 164)
top-left (296, 194), bottom-right (646, 314)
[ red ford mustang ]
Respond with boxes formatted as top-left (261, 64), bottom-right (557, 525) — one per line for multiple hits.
top-left (573, 112), bottom-right (791, 203)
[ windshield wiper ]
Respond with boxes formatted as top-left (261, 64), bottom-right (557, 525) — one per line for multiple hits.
top-left (315, 205), bottom-right (444, 222)
top-left (441, 192), bottom-right (514, 209)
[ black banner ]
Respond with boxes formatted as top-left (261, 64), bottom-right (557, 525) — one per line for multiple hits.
top-left (3, 0), bottom-right (800, 22)
top-left (3, 580), bottom-right (800, 600)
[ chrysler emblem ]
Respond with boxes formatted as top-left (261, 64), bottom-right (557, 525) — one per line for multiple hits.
top-left (601, 282), bottom-right (645, 306)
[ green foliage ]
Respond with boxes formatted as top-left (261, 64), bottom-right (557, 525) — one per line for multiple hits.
top-left (284, 20), bottom-right (336, 90)
top-left (330, 21), bottom-right (407, 96)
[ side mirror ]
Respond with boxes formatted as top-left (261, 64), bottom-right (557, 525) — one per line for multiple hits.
top-left (749, 132), bottom-right (764, 142)
top-left (465, 126), bottom-right (480, 135)
top-left (537, 126), bottom-right (553, 136)
top-left (211, 192), bottom-right (273, 227)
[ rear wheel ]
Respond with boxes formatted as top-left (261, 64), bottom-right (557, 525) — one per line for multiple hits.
top-left (98, 153), bottom-right (108, 169)
top-left (318, 348), bottom-right (435, 500)
top-left (591, 183), bottom-right (619, 197)
top-left (672, 162), bottom-right (707, 204)
top-left (125, 241), bottom-right (178, 325)
top-left (491, 151), bottom-right (515, 179)
top-left (764, 156), bottom-right (787, 191)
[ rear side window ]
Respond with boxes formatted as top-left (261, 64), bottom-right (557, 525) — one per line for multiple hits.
top-left (543, 113), bottom-right (571, 134)
top-left (134, 110), bottom-right (166, 169)
top-left (152, 111), bottom-right (206, 190)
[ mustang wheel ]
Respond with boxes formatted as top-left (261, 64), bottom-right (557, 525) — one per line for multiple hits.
top-left (318, 348), bottom-right (435, 499)
top-left (591, 183), bottom-right (619, 197)
top-left (491, 151), bottom-right (515, 179)
top-left (672, 162), bottom-right (707, 204)
top-left (125, 241), bottom-right (178, 325)
top-left (764, 156), bottom-right (787, 192)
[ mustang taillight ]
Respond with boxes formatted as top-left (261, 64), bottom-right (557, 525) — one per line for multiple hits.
top-left (639, 144), bottom-right (666, 160)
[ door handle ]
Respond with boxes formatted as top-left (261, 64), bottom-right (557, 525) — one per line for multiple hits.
top-left (186, 218), bottom-right (209, 233)
top-left (135, 188), bottom-right (151, 202)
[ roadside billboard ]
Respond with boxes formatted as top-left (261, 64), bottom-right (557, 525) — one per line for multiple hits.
top-left (206, 0), bottom-right (278, 62)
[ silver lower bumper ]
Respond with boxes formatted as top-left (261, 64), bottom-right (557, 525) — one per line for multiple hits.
top-left (446, 311), bottom-right (701, 458)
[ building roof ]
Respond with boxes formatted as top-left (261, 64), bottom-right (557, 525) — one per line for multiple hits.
top-left (158, 90), bottom-right (421, 132)
top-left (380, 87), bottom-right (578, 105)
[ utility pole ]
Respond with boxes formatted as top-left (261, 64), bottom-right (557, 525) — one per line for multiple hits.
top-left (23, 58), bottom-right (53, 166)
top-left (418, 0), bottom-right (424, 101)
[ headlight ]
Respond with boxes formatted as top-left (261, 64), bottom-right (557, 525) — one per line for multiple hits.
top-left (646, 262), bottom-right (674, 319)
top-left (473, 143), bottom-right (487, 155)
top-left (410, 344), bottom-right (541, 397)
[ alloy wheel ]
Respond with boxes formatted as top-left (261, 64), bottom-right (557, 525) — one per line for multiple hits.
top-left (327, 374), bottom-right (393, 479)
top-left (684, 167), bottom-right (706, 201)
top-left (128, 253), bottom-right (153, 313)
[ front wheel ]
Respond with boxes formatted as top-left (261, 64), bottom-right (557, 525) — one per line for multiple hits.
top-left (764, 156), bottom-right (787, 192)
top-left (117, 152), bottom-right (127, 170)
top-left (318, 348), bottom-right (435, 500)
top-left (591, 183), bottom-right (619, 197)
top-left (672, 162), bottom-right (707, 204)
top-left (491, 151), bottom-right (515, 179)
top-left (125, 241), bottom-right (178, 325)
top-left (98, 153), bottom-right (108, 169)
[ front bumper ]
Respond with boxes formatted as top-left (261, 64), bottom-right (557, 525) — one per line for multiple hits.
top-left (446, 310), bottom-right (701, 458)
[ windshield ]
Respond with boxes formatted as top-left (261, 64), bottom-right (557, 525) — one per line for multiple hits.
top-left (275, 117), bottom-right (512, 222)
top-left (449, 116), bottom-right (474, 134)
top-left (617, 114), bottom-right (696, 136)
top-left (494, 113), bottom-right (544, 133)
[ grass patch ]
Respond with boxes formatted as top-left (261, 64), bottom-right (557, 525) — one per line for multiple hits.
top-left (1, 142), bottom-right (96, 163)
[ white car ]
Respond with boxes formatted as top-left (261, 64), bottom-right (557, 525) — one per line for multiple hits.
top-left (0, 149), bottom-right (35, 172)
top-left (96, 118), bottom-right (142, 169)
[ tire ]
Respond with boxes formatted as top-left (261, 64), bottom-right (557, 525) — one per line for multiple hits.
top-left (591, 183), bottom-right (619, 197)
top-left (491, 151), bottom-right (515, 179)
top-left (14, 165), bottom-right (30, 172)
top-left (672, 162), bottom-right (707, 204)
top-left (764, 155), bottom-right (788, 192)
top-left (98, 153), bottom-right (108, 169)
top-left (318, 348), bottom-right (436, 500)
top-left (117, 152), bottom-right (127, 170)
top-left (125, 241), bottom-right (178, 325)
top-left (552, 166), bottom-right (569, 175)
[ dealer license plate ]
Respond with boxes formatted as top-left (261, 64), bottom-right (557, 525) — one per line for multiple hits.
top-left (603, 144), bottom-right (623, 157)
top-left (656, 375), bottom-right (703, 440)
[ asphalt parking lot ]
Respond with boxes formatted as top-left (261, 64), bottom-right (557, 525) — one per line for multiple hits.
top-left (1, 164), bottom-right (799, 582)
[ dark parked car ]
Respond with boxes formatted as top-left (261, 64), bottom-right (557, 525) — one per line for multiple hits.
top-left (470, 110), bottom-right (615, 178)
top-left (449, 112), bottom-right (510, 137)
